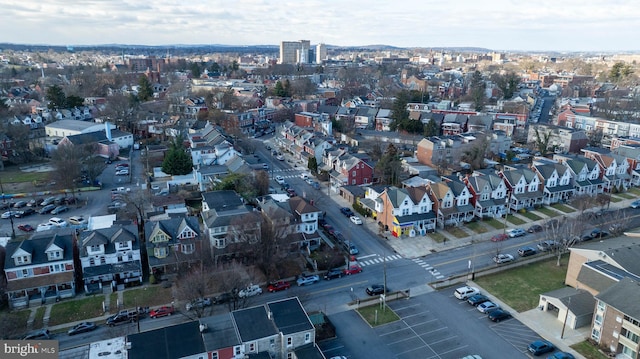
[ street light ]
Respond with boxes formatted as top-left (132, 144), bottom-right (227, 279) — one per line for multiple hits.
top-left (0, 178), bottom-right (16, 239)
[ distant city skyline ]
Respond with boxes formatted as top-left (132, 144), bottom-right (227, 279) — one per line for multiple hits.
top-left (1, 0), bottom-right (638, 52)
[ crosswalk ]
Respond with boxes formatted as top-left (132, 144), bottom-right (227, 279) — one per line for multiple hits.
top-left (357, 254), bottom-right (403, 267)
top-left (412, 258), bottom-right (445, 280)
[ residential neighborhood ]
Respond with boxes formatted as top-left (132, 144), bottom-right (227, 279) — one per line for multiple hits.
top-left (1, 39), bottom-right (640, 359)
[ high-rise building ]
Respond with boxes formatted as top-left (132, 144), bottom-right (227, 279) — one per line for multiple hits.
top-left (316, 43), bottom-right (327, 64)
top-left (279, 40), bottom-right (312, 64)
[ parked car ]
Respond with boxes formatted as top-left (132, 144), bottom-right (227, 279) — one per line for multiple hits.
top-left (546, 352), bottom-right (575, 359)
top-left (68, 216), bottom-right (87, 225)
top-left (267, 281), bottom-right (291, 292)
top-left (589, 228), bottom-right (608, 240)
top-left (68, 322), bottom-right (97, 335)
top-left (53, 195), bottom-right (66, 205)
top-left (238, 284), bottom-right (263, 298)
top-left (366, 284), bottom-right (387, 296)
top-left (41, 196), bottom-right (57, 206)
top-left (324, 268), bottom-right (343, 280)
top-left (275, 175), bottom-right (285, 185)
top-left (528, 340), bottom-right (555, 356)
top-left (537, 240), bottom-right (560, 252)
top-left (343, 265), bottom-right (363, 275)
top-left (630, 200), bottom-right (640, 209)
top-left (213, 293), bottom-right (232, 305)
top-left (490, 233), bottom-right (509, 242)
top-left (186, 298), bottom-right (212, 311)
top-left (15, 208), bottom-right (35, 218)
top-left (51, 205), bottom-right (69, 215)
top-left (518, 247), bottom-right (537, 257)
top-left (36, 223), bottom-right (54, 232)
top-left (349, 216), bottom-right (363, 225)
top-left (340, 207), bottom-right (355, 217)
top-left (115, 169), bottom-right (130, 176)
top-left (23, 329), bottom-right (51, 340)
top-left (39, 204), bottom-right (57, 214)
top-left (506, 228), bottom-right (526, 237)
top-left (493, 253), bottom-right (515, 264)
top-left (488, 309), bottom-right (512, 322)
top-left (149, 306), bottom-right (175, 318)
top-left (1, 210), bottom-right (19, 219)
top-left (13, 200), bottom-right (27, 208)
top-left (296, 274), bottom-right (320, 286)
top-left (454, 286), bottom-right (479, 300)
top-left (286, 188), bottom-right (297, 197)
top-left (477, 301), bottom-right (500, 314)
top-left (467, 294), bottom-right (490, 306)
top-left (18, 224), bottom-right (35, 232)
top-left (49, 217), bottom-right (68, 227)
top-left (343, 241), bottom-right (359, 255)
top-left (528, 224), bottom-right (543, 233)
top-left (276, 155), bottom-right (284, 161)
top-left (106, 313), bottom-right (137, 326)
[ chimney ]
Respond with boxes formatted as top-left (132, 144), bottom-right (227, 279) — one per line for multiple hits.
top-left (105, 122), bottom-right (112, 141)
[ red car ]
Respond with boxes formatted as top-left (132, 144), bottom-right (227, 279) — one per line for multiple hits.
top-left (491, 233), bottom-right (509, 242)
top-left (343, 265), bottom-right (363, 275)
top-left (18, 224), bottom-right (35, 232)
top-left (267, 281), bottom-right (291, 292)
top-left (149, 306), bottom-right (175, 318)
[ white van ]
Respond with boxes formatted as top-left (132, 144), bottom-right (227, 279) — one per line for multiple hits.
top-left (300, 173), bottom-right (309, 180)
top-left (454, 286), bottom-right (479, 300)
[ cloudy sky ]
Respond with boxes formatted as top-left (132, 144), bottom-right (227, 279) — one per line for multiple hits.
top-left (0, 0), bottom-right (637, 52)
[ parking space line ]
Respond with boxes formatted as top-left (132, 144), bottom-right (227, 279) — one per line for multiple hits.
top-left (387, 335), bottom-right (422, 346)
top-left (395, 344), bottom-right (428, 356)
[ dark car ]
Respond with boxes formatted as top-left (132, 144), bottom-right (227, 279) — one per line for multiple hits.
top-left (51, 205), bottom-right (69, 215)
top-left (18, 224), bottom-right (35, 232)
top-left (23, 329), bottom-right (51, 340)
top-left (213, 293), bottom-right (232, 305)
top-left (528, 340), bottom-right (555, 356)
top-left (488, 309), bottom-right (512, 322)
top-left (324, 268), bottom-right (343, 280)
top-left (16, 208), bottom-right (36, 218)
top-left (537, 240), bottom-right (560, 252)
top-left (366, 284), bottom-right (387, 296)
top-left (68, 322), bottom-right (97, 335)
top-left (106, 313), bottom-right (136, 326)
top-left (39, 204), bottom-right (56, 214)
top-left (528, 224), bottom-right (543, 233)
top-left (518, 247), bottom-right (537, 257)
top-left (467, 294), bottom-right (490, 306)
top-left (267, 281), bottom-right (291, 292)
top-left (589, 228), bottom-right (608, 240)
top-left (340, 207), bottom-right (355, 217)
top-left (186, 298), bottom-right (212, 311)
top-left (547, 352), bottom-right (575, 359)
top-left (41, 196), bottom-right (57, 206)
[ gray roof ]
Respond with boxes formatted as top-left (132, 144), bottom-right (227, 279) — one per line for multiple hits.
top-left (80, 224), bottom-right (139, 256)
top-left (267, 297), bottom-right (314, 335)
top-left (4, 229), bottom-right (74, 270)
top-left (128, 321), bottom-right (205, 359)
top-left (576, 263), bottom-right (619, 293)
top-left (294, 343), bottom-right (326, 359)
top-left (200, 314), bottom-right (240, 351)
top-left (541, 287), bottom-right (595, 317)
top-left (46, 119), bottom-right (100, 131)
top-left (596, 277), bottom-right (640, 321)
top-left (232, 306), bottom-right (278, 341)
top-left (202, 190), bottom-right (245, 212)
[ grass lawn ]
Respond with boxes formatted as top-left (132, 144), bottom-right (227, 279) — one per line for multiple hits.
top-left (474, 256), bottom-right (568, 312)
top-left (122, 285), bottom-right (174, 309)
top-left (0, 310), bottom-right (31, 337)
top-left (48, 295), bottom-right (105, 326)
top-left (629, 187), bottom-right (640, 196)
top-left (356, 304), bottom-right (400, 327)
top-left (520, 211), bottom-right (542, 221)
top-left (32, 306), bottom-right (46, 329)
top-left (466, 222), bottom-right (489, 234)
top-left (484, 218), bottom-right (505, 230)
top-left (537, 207), bottom-right (561, 217)
top-left (428, 232), bottom-right (447, 243)
top-left (609, 196), bottom-right (623, 203)
top-left (110, 292), bottom-right (118, 309)
top-left (506, 215), bottom-right (526, 225)
top-left (616, 192), bottom-right (635, 200)
top-left (446, 227), bottom-right (469, 238)
top-left (571, 341), bottom-right (610, 359)
top-left (2, 170), bottom-right (50, 184)
top-left (551, 204), bottom-right (576, 213)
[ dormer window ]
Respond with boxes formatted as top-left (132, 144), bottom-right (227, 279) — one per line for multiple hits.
top-left (47, 250), bottom-right (62, 261)
top-left (15, 255), bottom-right (31, 266)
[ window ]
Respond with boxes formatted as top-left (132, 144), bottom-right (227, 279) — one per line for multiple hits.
top-left (100, 257), bottom-right (106, 265)
top-left (154, 247), bottom-right (168, 258)
top-left (595, 314), bottom-right (603, 326)
top-left (21, 269), bottom-right (29, 277)
top-left (591, 328), bottom-right (601, 341)
top-left (304, 332), bottom-right (311, 343)
top-left (117, 242), bottom-right (128, 249)
top-left (89, 257), bottom-right (95, 266)
top-left (248, 342), bottom-right (255, 352)
top-left (352, 171), bottom-right (356, 176)
top-left (287, 354), bottom-right (292, 359)
top-left (597, 301), bottom-right (605, 312)
top-left (215, 238), bottom-right (225, 248)
top-left (90, 245), bottom-right (101, 253)
top-left (286, 336), bottom-right (292, 348)
top-left (49, 264), bottom-right (64, 273)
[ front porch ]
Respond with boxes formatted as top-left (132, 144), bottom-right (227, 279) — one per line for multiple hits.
top-left (543, 185), bottom-right (574, 205)
top-left (391, 212), bottom-right (436, 237)
top-left (8, 282), bottom-right (75, 309)
top-left (475, 199), bottom-right (507, 219)
top-left (509, 191), bottom-right (544, 211)
top-left (438, 205), bottom-right (475, 228)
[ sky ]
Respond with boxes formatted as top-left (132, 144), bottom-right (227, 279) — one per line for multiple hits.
top-left (0, 0), bottom-right (638, 52)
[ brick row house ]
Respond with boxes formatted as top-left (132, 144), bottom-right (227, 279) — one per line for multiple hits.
top-left (463, 170), bottom-right (509, 219)
top-left (145, 215), bottom-right (202, 278)
top-left (258, 196), bottom-right (323, 252)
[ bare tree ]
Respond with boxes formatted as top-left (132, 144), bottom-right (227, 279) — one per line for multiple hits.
top-left (174, 269), bottom-right (216, 318)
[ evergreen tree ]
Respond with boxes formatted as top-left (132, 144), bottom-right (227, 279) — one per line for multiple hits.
top-left (308, 157), bottom-right (318, 173)
top-left (46, 84), bottom-right (67, 110)
top-left (161, 139), bottom-right (193, 175)
top-left (424, 119), bottom-right (440, 137)
top-left (390, 90), bottom-right (410, 131)
top-left (66, 95), bottom-right (84, 108)
top-left (137, 75), bottom-right (154, 102)
top-left (469, 71), bottom-right (485, 111)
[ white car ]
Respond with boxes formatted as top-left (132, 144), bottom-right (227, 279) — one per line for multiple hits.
top-left (49, 217), bottom-right (68, 227)
top-left (36, 223), bottom-right (54, 232)
top-left (238, 284), bottom-right (262, 298)
top-left (115, 169), bottom-right (129, 176)
top-left (276, 155), bottom-right (284, 161)
top-left (296, 274), bottom-right (320, 286)
top-left (68, 216), bottom-right (87, 225)
top-left (350, 216), bottom-right (363, 225)
top-left (493, 253), bottom-right (515, 264)
top-left (454, 286), bottom-right (479, 300)
top-left (1, 211), bottom-right (19, 219)
top-left (506, 228), bottom-right (526, 237)
top-left (275, 176), bottom-right (285, 185)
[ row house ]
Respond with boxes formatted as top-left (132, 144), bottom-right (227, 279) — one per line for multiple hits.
top-left (354, 107), bottom-right (378, 130)
top-left (499, 166), bottom-right (544, 211)
top-left (377, 186), bottom-right (436, 237)
top-left (464, 171), bottom-right (508, 219)
top-left (145, 215), bottom-right (201, 278)
top-left (582, 147), bottom-right (633, 190)
top-left (532, 162), bottom-right (575, 204)
top-left (4, 230), bottom-right (76, 309)
top-left (554, 155), bottom-right (605, 196)
top-left (328, 153), bottom-right (374, 188)
top-left (416, 135), bottom-right (473, 170)
top-left (375, 109), bottom-right (392, 131)
top-left (259, 196), bottom-right (322, 251)
top-left (430, 181), bottom-right (474, 228)
top-left (80, 224), bottom-right (143, 294)
top-left (613, 144), bottom-right (640, 186)
top-left (220, 111), bottom-right (254, 135)
top-left (201, 191), bottom-right (261, 256)
top-left (527, 124), bottom-right (589, 154)
top-left (302, 136), bottom-right (334, 165)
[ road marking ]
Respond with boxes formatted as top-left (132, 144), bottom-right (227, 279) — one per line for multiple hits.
top-left (308, 280), bottom-right (368, 295)
top-left (357, 254), bottom-right (378, 260)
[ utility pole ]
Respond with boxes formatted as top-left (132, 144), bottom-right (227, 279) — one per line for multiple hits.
top-left (383, 252), bottom-right (387, 312)
top-left (0, 178), bottom-right (16, 239)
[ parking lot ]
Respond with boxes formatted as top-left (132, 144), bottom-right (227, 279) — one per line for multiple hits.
top-left (321, 290), bottom-right (543, 359)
